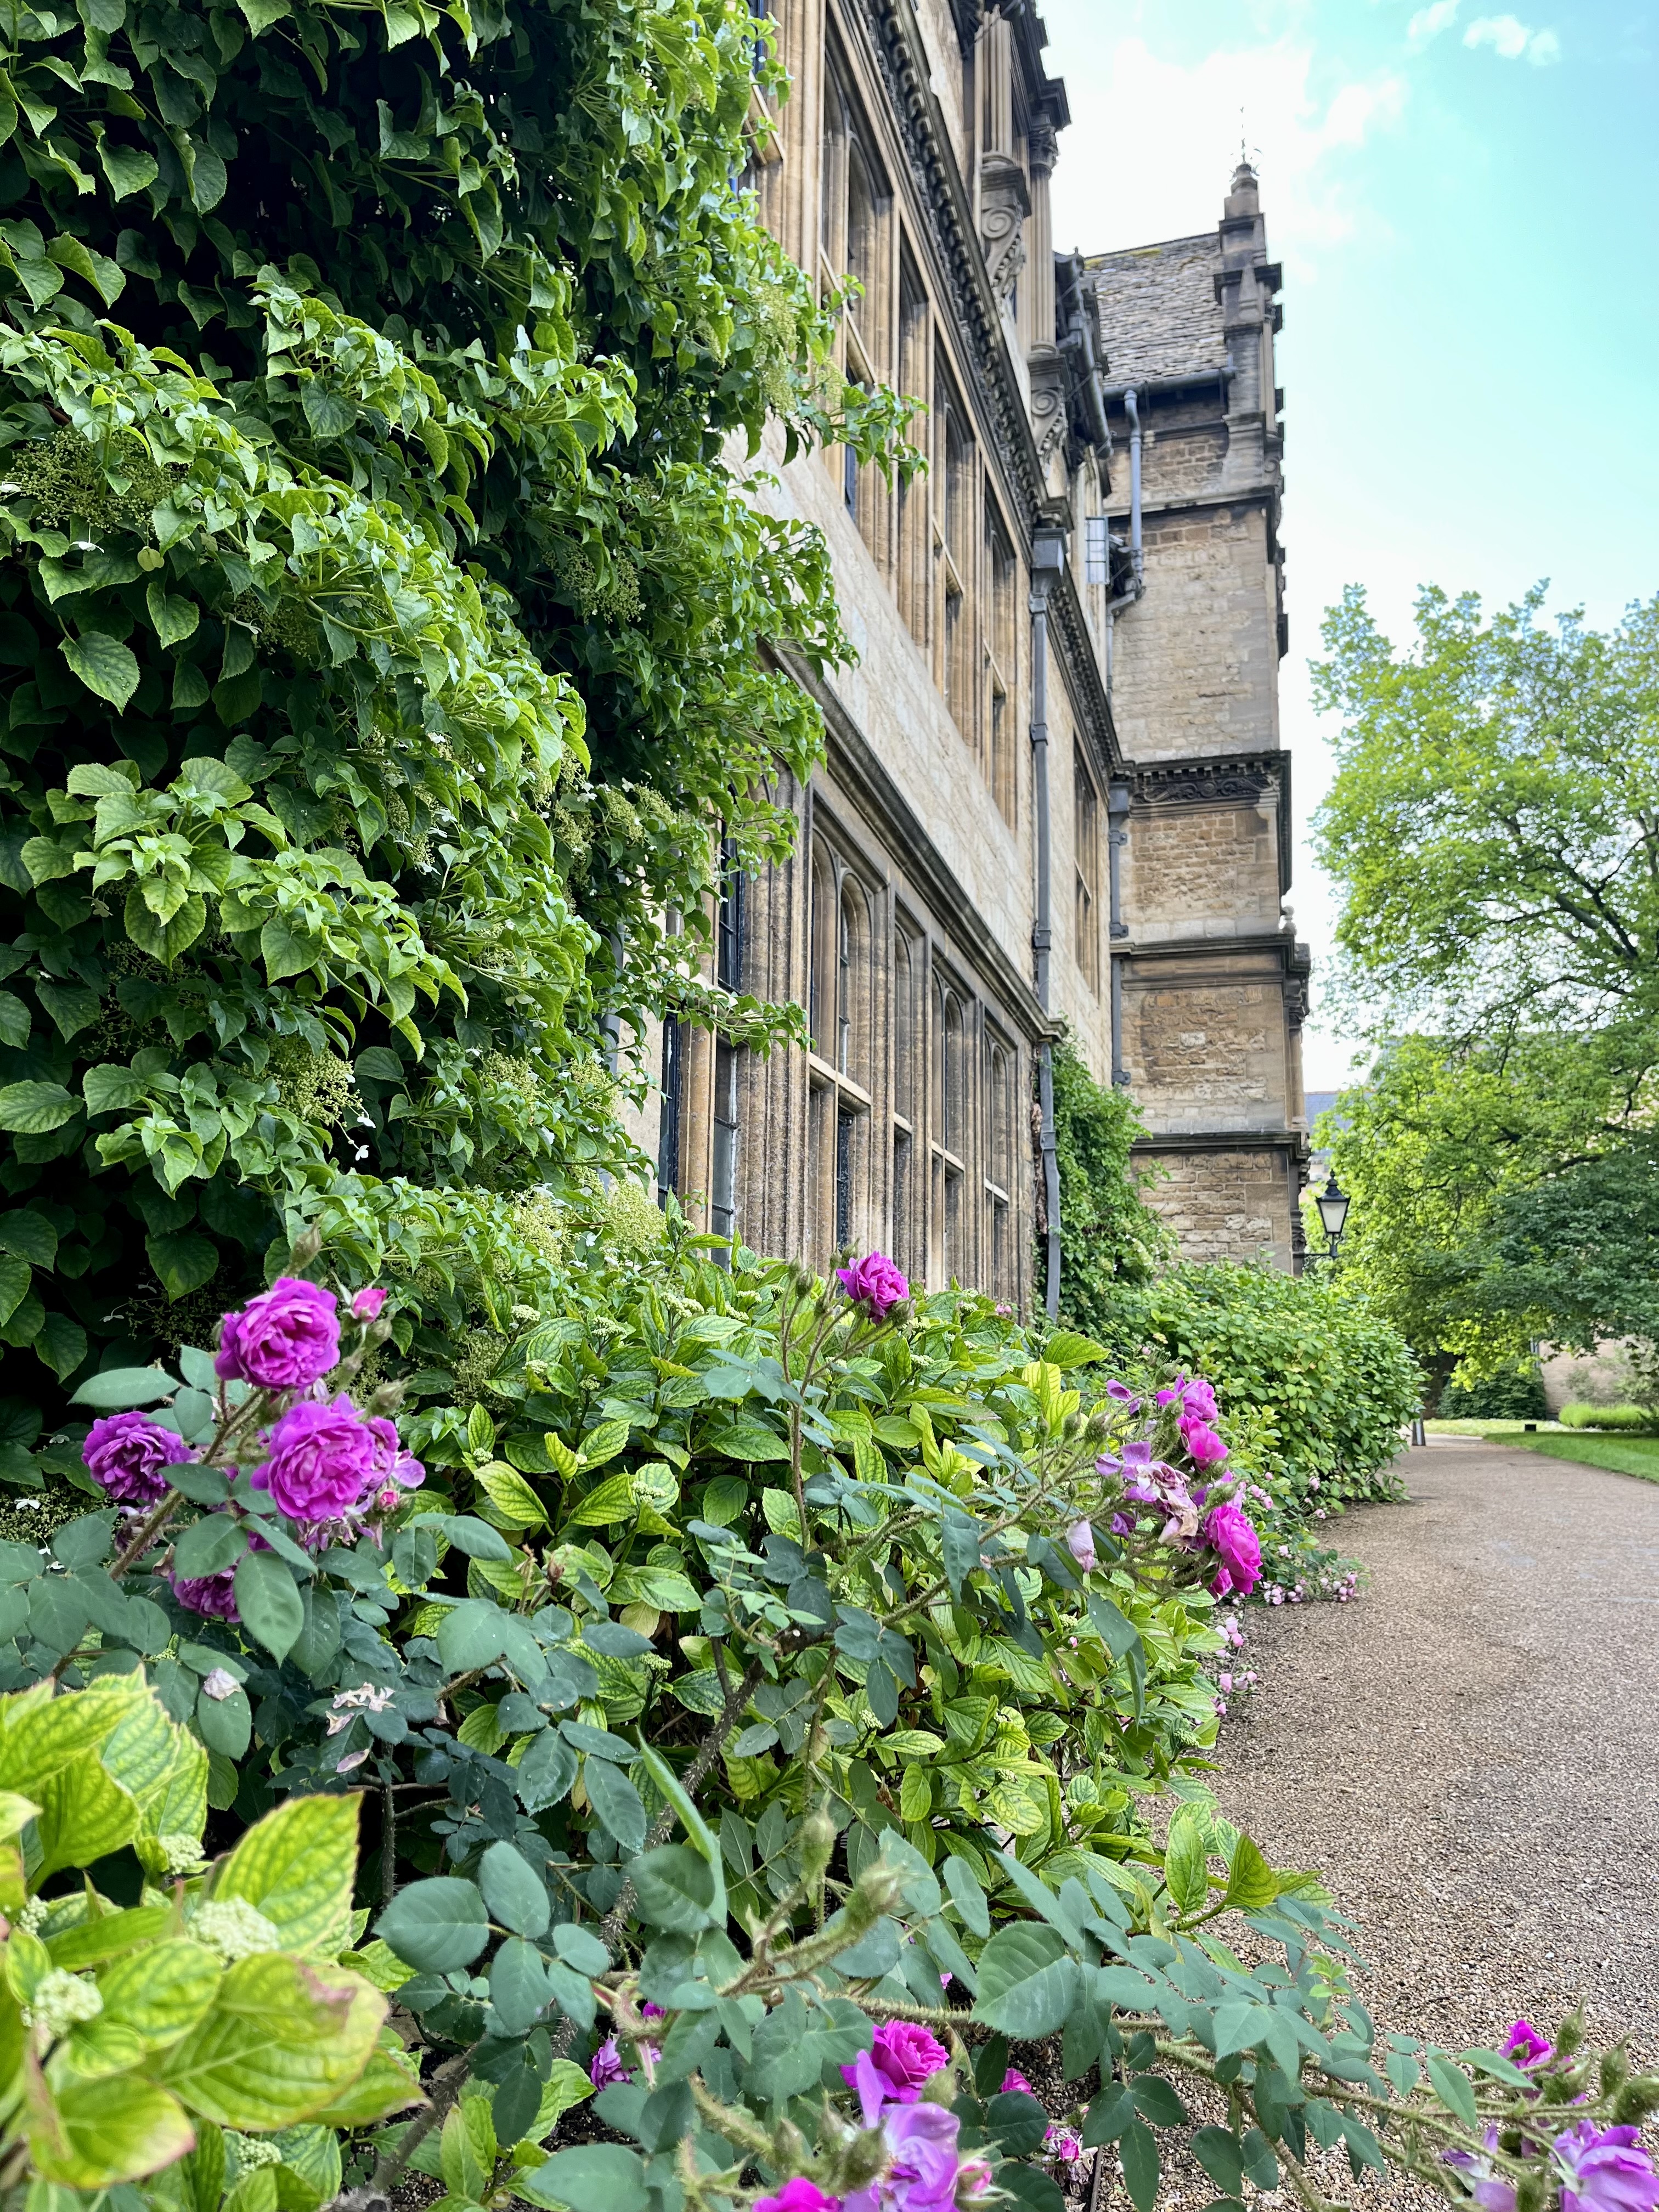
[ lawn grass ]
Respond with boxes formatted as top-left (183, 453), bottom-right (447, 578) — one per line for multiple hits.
top-left (1426, 1418), bottom-right (1563, 1436)
top-left (1489, 1429), bottom-right (1659, 1485)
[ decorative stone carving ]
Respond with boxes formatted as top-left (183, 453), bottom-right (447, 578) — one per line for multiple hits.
top-left (1027, 346), bottom-right (1067, 475)
top-left (1027, 116), bottom-right (1058, 178)
top-left (978, 150), bottom-right (1030, 310)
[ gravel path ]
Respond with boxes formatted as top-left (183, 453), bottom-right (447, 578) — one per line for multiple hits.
top-left (1217, 1438), bottom-right (1659, 2070)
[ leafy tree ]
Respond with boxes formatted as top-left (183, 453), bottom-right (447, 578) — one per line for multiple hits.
top-left (1313, 583), bottom-right (1659, 1037)
top-left (0, 0), bottom-right (912, 1431)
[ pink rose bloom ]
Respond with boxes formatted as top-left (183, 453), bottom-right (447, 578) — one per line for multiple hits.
top-left (842, 2021), bottom-right (949, 2107)
top-left (757, 2185), bottom-right (843, 2212)
top-left (171, 1567), bottom-right (241, 1621)
top-left (253, 1394), bottom-right (378, 1521)
top-left (1000, 2069), bottom-right (1034, 2096)
top-left (1180, 1414), bottom-right (1229, 1465)
top-left (83, 1412), bottom-right (192, 1506)
top-left (836, 1252), bottom-right (909, 1321)
top-left (352, 1286), bottom-right (387, 1321)
top-left (1065, 1521), bottom-right (1097, 1574)
top-left (1504, 2019), bottom-right (1553, 2068)
top-left (1205, 1499), bottom-right (1262, 1597)
top-left (216, 1276), bottom-right (341, 1390)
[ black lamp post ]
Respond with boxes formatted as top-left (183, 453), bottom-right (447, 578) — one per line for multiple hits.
top-left (1314, 1172), bottom-right (1351, 1261)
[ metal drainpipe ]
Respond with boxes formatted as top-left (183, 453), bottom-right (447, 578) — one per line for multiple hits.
top-left (1031, 528), bottom-right (1066, 1320)
top-left (1103, 387), bottom-right (1143, 697)
top-left (1107, 787), bottom-right (1130, 1085)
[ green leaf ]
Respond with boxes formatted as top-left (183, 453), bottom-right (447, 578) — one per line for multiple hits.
top-left (971, 1922), bottom-right (1078, 2040)
top-left (1042, 1330), bottom-right (1107, 1368)
top-left (146, 580), bottom-right (200, 648)
top-left (1163, 1805), bottom-right (1211, 1917)
top-left (97, 139), bottom-right (160, 200)
top-left (0, 994), bottom-right (29, 1048)
top-left (630, 1843), bottom-right (718, 1933)
top-left (196, 1678), bottom-right (252, 1757)
top-left (172, 1514), bottom-right (247, 1579)
top-left (234, 1549), bottom-right (305, 1662)
top-left (0, 1210), bottom-right (55, 1266)
top-left (577, 1417), bottom-right (630, 1468)
top-left (35, 1313), bottom-right (87, 1380)
top-left (70, 1365), bottom-right (176, 1409)
top-left (376, 1877), bottom-right (489, 1973)
top-left (478, 1839), bottom-right (550, 1938)
top-left (216, 1793), bottom-right (362, 1959)
top-left (153, 1950), bottom-right (383, 2129)
top-left (27, 2069), bottom-right (196, 2189)
top-left (148, 1228), bottom-right (219, 1301)
top-left (84, 1064), bottom-right (150, 1116)
top-left (125, 884), bottom-right (207, 966)
top-left (1120, 2120), bottom-right (1161, 2212)
top-left (35, 980), bottom-right (100, 1040)
top-left (523, 2145), bottom-right (649, 2212)
top-left (0, 1254), bottom-right (31, 1329)
top-left (475, 1460), bottom-right (549, 1529)
top-left (1191, 2130), bottom-right (1247, 2196)
top-left (515, 1726), bottom-right (577, 1814)
top-left (584, 1756), bottom-right (646, 1852)
top-left (1130, 2076), bottom-right (1188, 2128)
top-left (1223, 1833), bottom-right (1279, 1912)
top-left (1426, 2053), bottom-right (1479, 2130)
top-left (60, 630), bottom-right (139, 708)
top-left (0, 1081), bottom-right (76, 1133)
top-left (943, 1851), bottom-right (990, 1936)
top-left (97, 1937), bottom-right (222, 2047)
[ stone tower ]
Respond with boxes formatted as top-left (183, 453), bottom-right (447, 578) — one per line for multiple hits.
top-left (1086, 164), bottom-right (1312, 1267)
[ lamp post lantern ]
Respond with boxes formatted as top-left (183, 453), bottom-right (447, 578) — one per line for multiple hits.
top-left (1314, 1172), bottom-right (1350, 1261)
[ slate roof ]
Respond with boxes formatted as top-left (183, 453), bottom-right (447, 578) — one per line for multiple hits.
top-left (1084, 233), bottom-right (1226, 384)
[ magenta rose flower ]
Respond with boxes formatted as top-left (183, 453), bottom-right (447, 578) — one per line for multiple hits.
top-left (1504, 2019), bottom-right (1553, 2069)
top-left (842, 2021), bottom-right (949, 2109)
top-left (216, 1276), bottom-right (341, 1390)
top-left (1204, 1499), bottom-right (1262, 1596)
top-left (1066, 1521), bottom-right (1098, 1573)
top-left (836, 1252), bottom-right (908, 1321)
top-left (858, 2102), bottom-right (963, 2212)
top-left (83, 1412), bottom-right (192, 1506)
top-left (1180, 1414), bottom-right (1229, 1465)
top-left (999, 2068), bottom-right (1034, 2096)
top-left (1553, 2125), bottom-right (1659, 2212)
top-left (757, 2184), bottom-right (843, 2212)
top-left (252, 1395), bottom-right (378, 1521)
top-left (171, 1565), bottom-right (241, 1622)
top-left (352, 1285), bottom-right (387, 1321)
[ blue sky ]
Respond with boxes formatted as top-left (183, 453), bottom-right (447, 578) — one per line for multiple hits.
top-left (1041, 0), bottom-right (1659, 1088)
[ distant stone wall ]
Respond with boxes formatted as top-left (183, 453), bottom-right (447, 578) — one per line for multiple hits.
top-left (1135, 1143), bottom-right (1298, 1269)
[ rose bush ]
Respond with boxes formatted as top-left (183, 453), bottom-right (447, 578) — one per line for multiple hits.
top-left (0, 1242), bottom-right (1645, 2212)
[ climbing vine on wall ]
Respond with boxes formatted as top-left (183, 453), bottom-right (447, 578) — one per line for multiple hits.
top-left (0, 0), bottom-right (917, 1430)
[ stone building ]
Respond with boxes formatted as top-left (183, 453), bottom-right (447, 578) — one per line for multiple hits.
top-left (627, 0), bottom-right (1312, 1297)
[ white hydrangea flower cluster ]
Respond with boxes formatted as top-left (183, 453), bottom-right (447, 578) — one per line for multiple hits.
top-left (157, 1831), bottom-right (210, 1875)
top-left (187, 1899), bottom-right (282, 1964)
top-left (225, 2133), bottom-right (283, 2172)
top-left (15, 1896), bottom-right (49, 1936)
top-left (24, 1969), bottom-right (103, 2036)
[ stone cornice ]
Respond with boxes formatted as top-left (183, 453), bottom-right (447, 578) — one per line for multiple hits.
top-left (851, 0), bottom-right (1045, 524)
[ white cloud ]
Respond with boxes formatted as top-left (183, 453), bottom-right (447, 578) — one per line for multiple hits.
top-left (1463, 14), bottom-right (1562, 61)
top-left (1046, 33), bottom-right (1408, 279)
top-left (1407, 1), bottom-right (1460, 48)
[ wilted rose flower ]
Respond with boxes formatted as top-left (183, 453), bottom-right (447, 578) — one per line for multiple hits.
top-left (836, 1252), bottom-right (909, 1321)
top-left (1204, 1499), bottom-right (1262, 1597)
top-left (757, 2185), bottom-right (843, 2212)
top-left (252, 1395), bottom-right (377, 1520)
top-left (1045, 2128), bottom-right (1082, 2164)
top-left (1066, 1521), bottom-right (1098, 1573)
top-left (1105, 1380), bottom-right (1139, 1406)
top-left (1504, 2019), bottom-right (1554, 2068)
top-left (366, 1415), bottom-right (425, 1500)
top-left (589, 2036), bottom-right (631, 2089)
top-left (216, 1276), bottom-right (340, 1390)
top-left (351, 1286), bottom-right (387, 1321)
top-left (83, 1412), bottom-right (191, 1506)
top-left (1552, 2124), bottom-right (1659, 2212)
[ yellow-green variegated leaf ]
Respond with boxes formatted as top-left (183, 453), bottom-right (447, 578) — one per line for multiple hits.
top-left (0, 1790), bottom-right (39, 1842)
top-left (155, 1955), bottom-right (386, 2129)
top-left (26, 2054), bottom-right (197, 2187)
top-left (211, 1793), bottom-right (359, 1958)
top-left (986, 1778), bottom-right (1048, 1837)
top-left (97, 1938), bottom-right (222, 2047)
top-left (475, 1462), bottom-right (550, 1529)
top-left (103, 1678), bottom-right (208, 1867)
top-left (344, 1938), bottom-right (415, 1992)
top-left (295, 2042), bottom-right (423, 2125)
